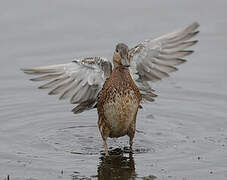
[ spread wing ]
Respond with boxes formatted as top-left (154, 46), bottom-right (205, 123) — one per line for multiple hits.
top-left (129, 22), bottom-right (199, 102)
top-left (22, 57), bottom-right (112, 114)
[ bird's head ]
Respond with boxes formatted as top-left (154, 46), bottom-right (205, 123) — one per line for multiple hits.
top-left (113, 43), bottom-right (130, 68)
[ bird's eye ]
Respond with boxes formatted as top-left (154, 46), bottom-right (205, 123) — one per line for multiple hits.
top-left (116, 49), bottom-right (118, 53)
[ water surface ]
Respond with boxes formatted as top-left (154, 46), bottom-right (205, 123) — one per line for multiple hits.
top-left (1, 0), bottom-right (227, 179)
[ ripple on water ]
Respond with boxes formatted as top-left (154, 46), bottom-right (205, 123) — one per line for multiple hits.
top-left (38, 123), bottom-right (155, 156)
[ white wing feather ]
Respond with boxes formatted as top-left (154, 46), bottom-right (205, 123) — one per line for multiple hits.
top-left (22, 57), bottom-right (112, 114)
top-left (129, 22), bottom-right (199, 102)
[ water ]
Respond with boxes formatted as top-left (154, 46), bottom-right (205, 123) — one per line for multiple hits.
top-left (1, 0), bottom-right (227, 179)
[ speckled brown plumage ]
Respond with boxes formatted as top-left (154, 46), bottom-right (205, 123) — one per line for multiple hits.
top-left (97, 65), bottom-right (141, 155)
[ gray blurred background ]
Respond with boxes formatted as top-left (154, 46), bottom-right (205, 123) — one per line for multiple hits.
top-left (0, 0), bottom-right (227, 179)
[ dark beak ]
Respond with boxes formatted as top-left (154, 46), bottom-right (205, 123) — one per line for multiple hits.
top-left (122, 55), bottom-right (130, 67)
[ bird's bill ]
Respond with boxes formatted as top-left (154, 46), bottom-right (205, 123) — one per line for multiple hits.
top-left (122, 56), bottom-right (130, 67)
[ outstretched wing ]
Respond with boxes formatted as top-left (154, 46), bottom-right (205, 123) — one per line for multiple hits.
top-left (22, 57), bottom-right (112, 114)
top-left (129, 22), bottom-right (199, 102)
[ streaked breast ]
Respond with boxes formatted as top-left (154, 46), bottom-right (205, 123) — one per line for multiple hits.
top-left (103, 90), bottom-right (139, 137)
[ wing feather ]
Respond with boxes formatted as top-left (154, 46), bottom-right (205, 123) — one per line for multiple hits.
top-left (48, 78), bottom-right (74, 95)
top-left (130, 22), bottom-right (199, 102)
top-left (22, 57), bottom-right (112, 113)
top-left (38, 76), bottom-right (69, 89)
top-left (29, 73), bottom-right (64, 81)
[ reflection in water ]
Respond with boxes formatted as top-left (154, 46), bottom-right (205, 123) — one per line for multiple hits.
top-left (71, 148), bottom-right (156, 179)
top-left (97, 150), bottom-right (136, 180)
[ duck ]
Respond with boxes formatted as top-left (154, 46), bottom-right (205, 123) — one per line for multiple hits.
top-left (22, 22), bottom-right (199, 156)
top-left (97, 43), bottom-right (142, 155)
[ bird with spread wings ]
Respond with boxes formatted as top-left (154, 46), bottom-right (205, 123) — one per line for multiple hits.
top-left (22, 22), bottom-right (199, 155)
